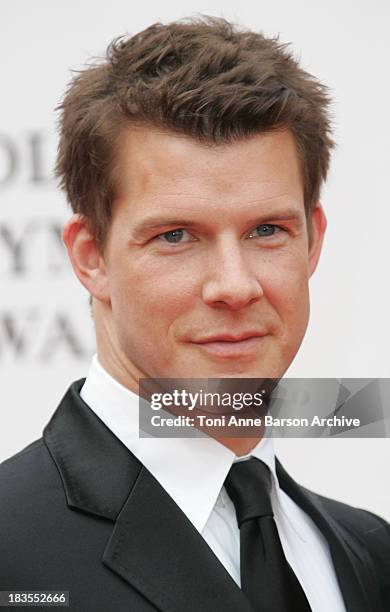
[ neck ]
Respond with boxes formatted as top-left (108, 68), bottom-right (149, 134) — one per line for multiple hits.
top-left (215, 434), bottom-right (264, 456)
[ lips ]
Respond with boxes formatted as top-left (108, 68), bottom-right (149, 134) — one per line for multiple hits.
top-left (191, 331), bottom-right (267, 358)
top-left (195, 331), bottom-right (266, 344)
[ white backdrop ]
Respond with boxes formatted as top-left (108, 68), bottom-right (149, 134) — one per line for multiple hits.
top-left (1, 1), bottom-right (389, 520)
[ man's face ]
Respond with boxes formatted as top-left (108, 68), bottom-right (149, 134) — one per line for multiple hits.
top-left (77, 127), bottom-right (325, 382)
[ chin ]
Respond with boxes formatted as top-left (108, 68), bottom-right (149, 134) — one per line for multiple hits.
top-left (194, 361), bottom-right (286, 380)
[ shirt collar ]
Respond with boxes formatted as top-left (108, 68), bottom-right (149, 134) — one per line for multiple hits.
top-left (81, 354), bottom-right (283, 533)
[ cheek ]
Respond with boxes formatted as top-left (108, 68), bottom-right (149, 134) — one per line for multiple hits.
top-left (259, 250), bottom-right (310, 324)
top-left (112, 255), bottom-right (197, 325)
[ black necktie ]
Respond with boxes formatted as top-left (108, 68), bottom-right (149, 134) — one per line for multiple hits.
top-left (224, 457), bottom-right (312, 612)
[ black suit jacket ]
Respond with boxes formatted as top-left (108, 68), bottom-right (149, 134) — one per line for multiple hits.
top-left (0, 379), bottom-right (389, 611)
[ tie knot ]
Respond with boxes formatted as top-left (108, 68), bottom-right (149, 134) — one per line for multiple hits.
top-left (224, 457), bottom-right (273, 527)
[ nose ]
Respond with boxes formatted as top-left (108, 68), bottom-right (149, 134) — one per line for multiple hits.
top-left (202, 238), bottom-right (264, 310)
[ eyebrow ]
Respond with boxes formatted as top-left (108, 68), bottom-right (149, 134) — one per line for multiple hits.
top-left (131, 208), bottom-right (305, 238)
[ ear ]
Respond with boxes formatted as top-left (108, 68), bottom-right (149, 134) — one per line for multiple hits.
top-left (308, 203), bottom-right (327, 277)
top-left (62, 214), bottom-right (111, 304)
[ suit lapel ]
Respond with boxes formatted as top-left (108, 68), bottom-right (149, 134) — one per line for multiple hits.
top-left (276, 459), bottom-right (383, 612)
top-left (44, 380), bottom-right (253, 612)
top-left (103, 465), bottom-right (253, 612)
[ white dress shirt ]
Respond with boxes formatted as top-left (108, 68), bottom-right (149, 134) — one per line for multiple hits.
top-left (80, 354), bottom-right (346, 612)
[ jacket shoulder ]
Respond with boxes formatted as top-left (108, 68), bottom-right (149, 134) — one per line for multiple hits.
top-left (310, 488), bottom-right (390, 597)
top-left (313, 489), bottom-right (389, 535)
top-left (0, 438), bottom-right (64, 517)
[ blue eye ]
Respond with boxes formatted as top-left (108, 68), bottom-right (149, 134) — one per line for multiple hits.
top-left (255, 224), bottom-right (276, 237)
top-left (161, 229), bottom-right (184, 243)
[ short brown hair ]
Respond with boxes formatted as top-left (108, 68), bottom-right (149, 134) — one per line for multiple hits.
top-left (55, 16), bottom-right (334, 252)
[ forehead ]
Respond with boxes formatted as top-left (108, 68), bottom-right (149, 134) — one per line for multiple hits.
top-left (114, 126), bottom-right (304, 217)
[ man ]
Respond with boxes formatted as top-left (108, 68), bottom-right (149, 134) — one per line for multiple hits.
top-left (0, 16), bottom-right (389, 612)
